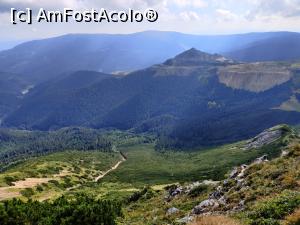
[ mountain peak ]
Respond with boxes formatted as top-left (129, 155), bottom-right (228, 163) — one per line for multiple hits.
top-left (164, 48), bottom-right (231, 66)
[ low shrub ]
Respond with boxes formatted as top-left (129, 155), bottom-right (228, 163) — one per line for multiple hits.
top-left (3, 176), bottom-right (17, 186)
top-left (191, 215), bottom-right (241, 225)
top-left (246, 191), bottom-right (300, 225)
top-left (0, 193), bottom-right (122, 225)
top-left (188, 185), bottom-right (208, 198)
top-left (20, 188), bottom-right (35, 198)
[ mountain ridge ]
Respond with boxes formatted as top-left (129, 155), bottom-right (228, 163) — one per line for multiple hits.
top-left (2, 48), bottom-right (300, 149)
top-left (1, 31), bottom-right (300, 84)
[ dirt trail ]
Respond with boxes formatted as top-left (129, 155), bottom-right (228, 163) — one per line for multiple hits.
top-left (95, 153), bottom-right (126, 182)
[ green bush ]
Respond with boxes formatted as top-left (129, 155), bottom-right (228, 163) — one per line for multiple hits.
top-left (0, 193), bottom-right (122, 225)
top-left (247, 191), bottom-right (300, 225)
top-left (48, 180), bottom-right (60, 186)
top-left (127, 187), bottom-right (149, 203)
top-left (3, 176), bottom-right (17, 186)
top-left (20, 188), bottom-right (35, 198)
top-left (36, 185), bottom-right (43, 192)
top-left (188, 184), bottom-right (208, 198)
top-left (250, 218), bottom-right (280, 225)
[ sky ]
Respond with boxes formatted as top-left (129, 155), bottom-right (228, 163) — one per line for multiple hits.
top-left (0, 0), bottom-right (300, 42)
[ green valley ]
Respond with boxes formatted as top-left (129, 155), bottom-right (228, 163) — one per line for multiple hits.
top-left (0, 124), bottom-right (298, 224)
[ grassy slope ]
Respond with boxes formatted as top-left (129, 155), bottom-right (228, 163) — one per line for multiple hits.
top-left (117, 129), bottom-right (299, 225)
top-left (0, 138), bottom-right (284, 203)
top-left (103, 140), bottom-right (284, 186)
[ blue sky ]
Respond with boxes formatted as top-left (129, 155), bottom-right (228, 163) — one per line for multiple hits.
top-left (0, 0), bottom-right (300, 41)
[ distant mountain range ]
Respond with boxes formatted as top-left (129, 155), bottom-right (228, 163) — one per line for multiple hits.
top-left (2, 47), bottom-right (300, 148)
top-left (226, 32), bottom-right (300, 62)
top-left (1, 31), bottom-right (300, 84)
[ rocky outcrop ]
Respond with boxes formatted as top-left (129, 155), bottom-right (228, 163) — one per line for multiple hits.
top-left (218, 62), bottom-right (292, 93)
top-left (165, 180), bottom-right (219, 201)
top-left (243, 126), bottom-right (284, 150)
top-left (191, 155), bottom-right (269, 215)
top-left (192, 199), bottom-right (220, 214)
top-left (253, 155), bottom-right (268, 164)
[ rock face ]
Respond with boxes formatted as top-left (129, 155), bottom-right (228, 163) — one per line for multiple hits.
top-left (218, 62), bottom-right (292, 93)
top-left (243, 126), bottom-right (283, 150)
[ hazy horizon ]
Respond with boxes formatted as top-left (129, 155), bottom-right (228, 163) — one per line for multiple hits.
top-left (1, 29), bottom-right (300, 51)
top-left (1, 0), bottom-right (300, 42)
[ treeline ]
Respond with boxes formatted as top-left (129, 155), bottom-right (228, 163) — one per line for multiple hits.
top-left (0, 127), bottom-right (113, 170)
top-left (0, 193), bottom-right (122, 225)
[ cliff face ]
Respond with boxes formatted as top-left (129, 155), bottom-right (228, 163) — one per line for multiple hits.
top-left (218, 63), bottom-right (292, 93)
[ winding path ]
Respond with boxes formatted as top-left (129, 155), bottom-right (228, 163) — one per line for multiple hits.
top-left (94, 153), bottom-right (126, 182)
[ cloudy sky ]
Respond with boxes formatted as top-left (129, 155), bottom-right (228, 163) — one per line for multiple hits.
top-left (0, 0), bottom-right (300, 41)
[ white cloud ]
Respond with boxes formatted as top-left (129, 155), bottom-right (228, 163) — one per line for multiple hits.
top-left (171, 0), bottom-right (207, 8)
top-left (0, 0), bottom-right (81, 11)
top-left (179, 11), bottom-right (201, 21)
top-left (215, 9), bottom-right (238, 22)
top-left (246, 0), bottom-right (300, 19)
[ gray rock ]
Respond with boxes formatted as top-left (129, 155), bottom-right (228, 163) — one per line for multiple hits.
top-left (236, 164), bottom-right (247, 179)
top-left (232, 200), bottom-right (245, 211)
top-left (192, 199), bottom-right (219, 214)
top-left (254, 155), bottom-right (268, 164)
top-left (281, 150), bottom-right (289, 157)
top-left (166, 207), bottom-right (179, 215)
top-left (223, 179), bottom-right (230, 186)
top-left (218, 196), bottom-right (227, 205)
top-left (176, 216), bottom-right (194, 224)
top-left (229, 167), bottom-right (239, 179)
top-left (171, 187), bottom-right (183, 196)
top-left (236, 179), bottom-right (245, 188)
top-left (209, 186), bottom-right (223, 199)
